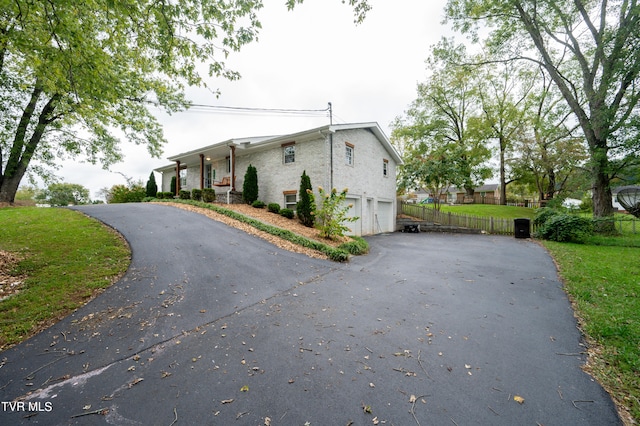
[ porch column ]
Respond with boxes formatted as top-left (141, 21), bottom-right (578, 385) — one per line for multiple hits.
top-left (175, 160), bottom-right (181, 195)
top-left (199, 154), bottom-right (204, 190)
top-left (230, 145), bottom-right (236, 191)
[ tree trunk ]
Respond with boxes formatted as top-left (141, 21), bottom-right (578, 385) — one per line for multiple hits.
top-left (0, 174), bottom-right (24, 203)
top-left (499, 136), bottom-right (507, 205)
top-left (592, 152), bottom-right (615, 232)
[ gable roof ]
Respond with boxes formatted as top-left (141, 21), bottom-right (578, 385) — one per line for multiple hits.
top-left (155, 122), bottom-right (402, 173)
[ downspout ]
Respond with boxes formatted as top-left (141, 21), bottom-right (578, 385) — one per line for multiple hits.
top-left (199, 154), bottom-right (204, 190)
top-left (329, 132), bottom-right (334, 190)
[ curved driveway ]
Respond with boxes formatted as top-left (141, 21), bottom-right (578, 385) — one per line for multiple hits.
top-left (0, 203), bottom-right (620, 425)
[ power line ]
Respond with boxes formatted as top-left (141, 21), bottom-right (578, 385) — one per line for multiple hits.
top-left (148, 100), bottom-right (332, 118)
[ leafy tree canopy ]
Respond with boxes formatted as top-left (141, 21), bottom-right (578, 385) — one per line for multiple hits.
top-left (0, 0), bottom-right (369, 203)
top-left (35, 182), bottom-right (90, 206)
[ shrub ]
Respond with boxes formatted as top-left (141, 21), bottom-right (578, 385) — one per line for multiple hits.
top-left (146, 172), bottom-right (158, 197)
top-left (142, 197), bottom-right (155, 202)
top-left (106, 183), bottom-right (146, 203)
top-left (202, 188), bottom-right (216, 202)
top-left (535, 213), bottom-right (594, 243)
top-left (191, 189), bottom-right (202, 201)
top-left (170, 176), bottom-right (176, 195)
top-left (315, 187), bottom-right (358, 239)
top-left (163, 192), bottom-right (175, 199)
top-left (252, 200), bottom-right (265, 208)
top-left (297, 170), bottom-right (315, 227)
top-left (280, 208), bottom-right (294, 219)
top-left (243, 164), bottom-right (259, 204)
top-left (268, 203), bottom-right (281, 213)
top-left (533, 207), bottom-right (561, 227)
top-left (179, 190), bottom-right (191, 200)
top-left (338, 237), bottom-right (369, 255)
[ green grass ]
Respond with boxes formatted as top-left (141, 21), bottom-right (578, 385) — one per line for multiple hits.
top-left (542, 241), bottom-right (640, 422)
top-left (436, 203), bottom-right (537, 219)
top-left (0, 207), bottom-right (130, 349)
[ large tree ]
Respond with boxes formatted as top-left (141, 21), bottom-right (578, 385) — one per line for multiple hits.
top-left (0, 1), bottom-right (369, 203)
top-left (393, 39), bottom-right (492, 200)
top-left (446, 0), bottom-right (640, 230)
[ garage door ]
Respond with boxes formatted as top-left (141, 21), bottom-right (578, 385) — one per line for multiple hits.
top-left (376, 201), bottom-right (393, 233)
top-left (342, 197), bottom-right (361, 236)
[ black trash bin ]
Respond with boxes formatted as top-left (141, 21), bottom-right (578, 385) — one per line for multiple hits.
top-left (514, 218), bottom-right (530, 239)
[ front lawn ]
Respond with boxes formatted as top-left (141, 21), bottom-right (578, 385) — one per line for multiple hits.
top-left (0, 207), bottom-right (130, 349)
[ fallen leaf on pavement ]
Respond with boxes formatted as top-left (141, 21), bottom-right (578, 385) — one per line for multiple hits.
top-left (514, 395), bottom-right (525, 404)
top-left (221, 399), bottom-right (234, 404)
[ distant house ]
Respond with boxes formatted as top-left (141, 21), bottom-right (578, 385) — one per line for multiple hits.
top-left (448, 184), bottom-right (501, 204)
top-left (154, 123), bottom-right (402, 236)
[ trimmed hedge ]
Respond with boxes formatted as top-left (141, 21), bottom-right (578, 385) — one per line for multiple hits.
top-left (179, 190), bottom-right (191, 200)
top-left (202, 188), bottom-right (216, 202)
top-left (268, 203), bottom-right (281, 214)
top-left (252, 200), bottom-right (265, 208)
top-left (191, 189), bottom-right (202, 201)
top-left (280, 208), bottom-right (294, 219)
top-left (158, 199), bottom-right (351, 262)
top-left (338, 236), bottom-right (369, 255)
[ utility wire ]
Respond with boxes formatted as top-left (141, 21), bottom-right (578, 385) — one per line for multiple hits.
top-left (148, 100), bottom-right (331, 117)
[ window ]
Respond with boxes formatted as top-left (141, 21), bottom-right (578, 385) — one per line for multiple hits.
top-left (283, 142), bottom-right (295, 164)
top-left (179, 168), bottom-right (187, 188)
top-left (284, 191), bottom-right (297, 210)
top-left (345, 143), bottom-right (354, 166)
top-left (205, 164), bottom-right (213, 188)
top-left (383, 159), bottom-right (389, 177)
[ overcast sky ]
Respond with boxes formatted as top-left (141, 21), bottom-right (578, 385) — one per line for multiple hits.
top-left (53, 0), bottom-right (452, 199)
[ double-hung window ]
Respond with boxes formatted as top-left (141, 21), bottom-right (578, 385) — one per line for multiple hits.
top-left (283, 142), bottom-right (295, 164)
top-left (284, 190), bottom-right (297, 210)
top-left (345, 142), bottom-right (354, 166)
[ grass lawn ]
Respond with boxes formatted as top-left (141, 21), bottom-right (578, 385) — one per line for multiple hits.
top-left (435, 203), bottom-right (537, 219)
top-left (0, 207), bottom-right (130, 349)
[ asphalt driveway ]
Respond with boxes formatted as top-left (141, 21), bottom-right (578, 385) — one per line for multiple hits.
top-left (0, 203), bottom-right (621, 425)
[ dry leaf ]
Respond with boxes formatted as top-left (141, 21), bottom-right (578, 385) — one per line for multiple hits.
top-left (127, 366), bottom-right (135, 372)
top-left (409, 395), bottom-right (417, 403)
top-left (372, 416), bottom-right (379, 425)
top-left (221, 399), bottom-right (234, 404)
top-left (240, 385), bottom-right (249, 392)
top-left (264, 417), bottom-right (271, 426)
top-left (465, 364), bottom-right (471, 369)
top-left (369, 382), bottom-right (375, 388)
top-left (514, 395), bottom-right (525, 404)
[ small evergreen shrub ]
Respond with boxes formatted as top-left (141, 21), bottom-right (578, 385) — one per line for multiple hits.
top-left (191, 189), bottom-right (202, 201)
top-left (163, 192), bottom-right (175, 199)
top-left (202, 188), bottom-right (216, 202)
top-left (243, 164), bottom-right (259, 204)
top-left (268, 203), bottom-right (281, 214)
top-left (146, 172), bottom-right (158, 197)
top-left (280, 208), bottom-right (294, 219)
top-left (170, 176), bottom-right (177, 195)
top-left (535, 213), bottom-right (594, 243)
top-left (296, 170), bottom-right (316, 227)
top-left (252, 200), bottom-right (265, 208)
top-left (179, 190), bottom-right (191, 200)
top-left (142, 197), bottom-right (155, 203)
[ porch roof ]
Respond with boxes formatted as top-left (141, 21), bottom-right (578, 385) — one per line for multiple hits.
top-left (154, 122), bottom-right (402, 173)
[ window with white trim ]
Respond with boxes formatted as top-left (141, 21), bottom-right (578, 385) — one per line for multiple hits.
top-left (345, 143), bottom-right (354, 166)
top-left (205, 164), bottom-right (213, 188)
top-left (284, 191), bottom-right (297, 210)
top-left (383, 159), bottom-right (389, 177)
top-left (283, 143), bottom-right (295, 164)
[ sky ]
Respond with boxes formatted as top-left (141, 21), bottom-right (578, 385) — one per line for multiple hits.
top-left (51, 0), bottom-right (454, 200)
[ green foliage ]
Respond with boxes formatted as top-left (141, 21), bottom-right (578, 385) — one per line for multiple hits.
top-left (533, 207), bottom-right (561, 227)
top-left (191, 189), bottom-right (202, 201)
top-left (179, 190), bottom-right (191, 200)
top-left (202, 188), bottom-right (216, 202)
top-left (170, 177), bottom-right (177, 195)
top-left (280, 208), bottom-right (294, 219)
top-left (146, 172), bottom-right (158, 197)
top-left (535, 213), bottom-right (594, 243)
top-left (315, 187), bottom-right (359, 239)
top-left (158, 199), bottom-right (351, 262)
top-left (35, 183), bottom-right (90, 206)
top-left (268, 203), bottom-right (281, 214)
top-left (296, 170), bottom-right (316, 227)
top-left (107, 183), bottom-right (146, 203)
top-left (243, 164), bottom-right (259, 204)
top-left (157, 191), bottom-right (174, 199)
top-left (338, 236), bottom-right (369, 255)
top-left (0, 208), bottom-right (129, 348)
top-left (252, 200), bottom-right (265, 208)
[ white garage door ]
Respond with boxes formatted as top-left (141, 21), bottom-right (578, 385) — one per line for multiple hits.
top-left (376, 201), bottom-right (393, 233)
